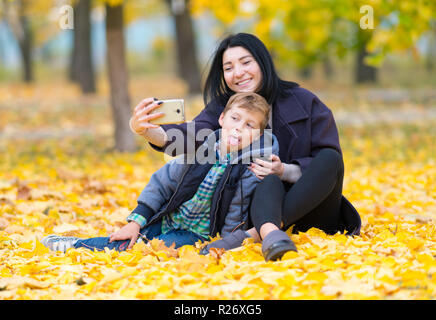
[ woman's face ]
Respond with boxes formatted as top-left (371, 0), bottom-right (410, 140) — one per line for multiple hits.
top-left (222, 46), bottom-right (262, 94)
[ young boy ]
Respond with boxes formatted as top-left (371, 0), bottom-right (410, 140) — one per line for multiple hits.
top-left (42, 92), bottom-right (296, 261)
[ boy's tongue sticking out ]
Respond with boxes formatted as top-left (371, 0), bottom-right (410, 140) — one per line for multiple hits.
top-left (228, 134), bottom-right (240, 147)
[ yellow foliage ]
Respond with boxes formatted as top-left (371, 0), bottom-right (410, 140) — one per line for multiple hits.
top-left (0, 80), bottom-right (435, 300)
top-left (191, 0), bottom-right (436, 67)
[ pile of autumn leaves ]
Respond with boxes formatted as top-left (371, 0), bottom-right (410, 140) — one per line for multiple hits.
top-left (0, 83), bottom-right (435, 299)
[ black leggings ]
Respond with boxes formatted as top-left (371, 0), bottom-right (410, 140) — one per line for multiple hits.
top-left (250, 148), bottom-right (344, 236)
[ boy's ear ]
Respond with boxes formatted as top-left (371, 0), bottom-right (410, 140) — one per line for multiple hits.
top-left (218, 112), bottom-right (224, 127)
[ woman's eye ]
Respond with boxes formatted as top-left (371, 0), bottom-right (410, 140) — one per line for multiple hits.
top-left (243, 60), bottom-right (251, 65)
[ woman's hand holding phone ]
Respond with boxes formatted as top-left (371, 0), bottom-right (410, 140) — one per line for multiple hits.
top-left (129, 97), bottom-right (164, 136)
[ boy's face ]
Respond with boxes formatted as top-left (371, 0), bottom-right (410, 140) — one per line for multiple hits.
top-left (218, 105), bottom-right (264, 153)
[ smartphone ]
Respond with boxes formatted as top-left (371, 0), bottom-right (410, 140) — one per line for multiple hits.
top-left (149, 99), bottom-right (185, 125)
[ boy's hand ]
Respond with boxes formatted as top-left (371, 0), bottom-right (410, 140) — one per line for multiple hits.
top-left (109, 221), bottom-right (141, 249)
top-left (249, 155), bottom-right (284, 180)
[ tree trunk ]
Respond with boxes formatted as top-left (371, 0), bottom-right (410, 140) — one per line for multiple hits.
top-left (426, 26), bottom-right (436, 72)
top-left (355, 46), bottom-right (377, 83)
top-left (322, 55), bottom-right (333, 79)
top-left (355, 30), bottom-right (377, 83)
top-left (166, 0), bottom-right (202, 95)
top-left (105, 3), bottom-right (136, 152)
top-left (298, 66), bottom-right (313, 79)
top-left (70, 0), bottom-right (95, 93)
top-left (69, 4), bottom-right (78, 82)
top-left (4, 0), bottom-right (34, 82)
top-left (18, 15), bottom-right (33, 82)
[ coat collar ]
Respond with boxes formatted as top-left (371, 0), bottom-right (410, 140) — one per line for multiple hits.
top-left (274, 89), bottom-right (309, 124)
top-left (198, 129), bottom-right (279, 165)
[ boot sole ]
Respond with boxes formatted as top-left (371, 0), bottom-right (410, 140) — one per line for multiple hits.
top-left (263, 240), bottom-right (297, 261)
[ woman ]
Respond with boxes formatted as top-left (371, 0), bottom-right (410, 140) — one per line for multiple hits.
top-left (130, 33), bottom-right (361, 261)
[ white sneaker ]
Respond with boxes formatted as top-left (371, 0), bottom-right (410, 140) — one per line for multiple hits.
top-left (41, 235), bottom-right (81, 253)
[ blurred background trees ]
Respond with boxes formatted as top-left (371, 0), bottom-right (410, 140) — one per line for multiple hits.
top-left (165, 0), bottom-right (201, 95)
top-left (70, 0), bottom-right (95, 93)
top-left (192, 0), bottom-right (436, 83)
top-left (104, 0), bottom-right (134, 152)
top-left (1, 0), bottom-right (38, 82)
top-left (0, 0), bottom-right (435, 151)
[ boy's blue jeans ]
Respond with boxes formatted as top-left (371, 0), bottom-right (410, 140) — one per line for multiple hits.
top-left (73, 221), bottom-right (208, 251)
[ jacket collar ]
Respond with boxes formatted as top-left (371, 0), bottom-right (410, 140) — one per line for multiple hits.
top-left (214, 141), bottom-right (231, 164)
top-left (274, 90), bottom-right (309, 124)
top-left (200, 129), bottom-right (279, 165)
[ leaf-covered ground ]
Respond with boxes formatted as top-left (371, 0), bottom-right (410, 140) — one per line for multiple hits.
top-left (0, 80), bottom-right (435, 299)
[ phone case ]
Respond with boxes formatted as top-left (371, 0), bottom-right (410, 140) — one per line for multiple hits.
top-left (149, 99), bottom-right (185, 125)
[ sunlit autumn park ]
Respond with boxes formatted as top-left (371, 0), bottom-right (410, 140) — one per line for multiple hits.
top-left (0, 0), bottom-right (435, 302)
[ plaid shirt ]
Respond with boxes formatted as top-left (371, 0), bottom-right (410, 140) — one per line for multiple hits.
top-left (161, 145), bottom-right (230, 238)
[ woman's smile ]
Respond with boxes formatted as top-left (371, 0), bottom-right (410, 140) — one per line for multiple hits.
top-left (236, 79), bottom-right (251, 86)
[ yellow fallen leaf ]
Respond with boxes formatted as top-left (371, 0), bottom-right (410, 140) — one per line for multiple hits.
top-left (53, 223), bottom-right (80, 234)
top-left (0, 276), bottom-right (51, 290)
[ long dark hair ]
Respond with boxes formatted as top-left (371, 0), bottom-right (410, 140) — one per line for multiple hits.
top-left (203, 33), bottom-right (299, 107)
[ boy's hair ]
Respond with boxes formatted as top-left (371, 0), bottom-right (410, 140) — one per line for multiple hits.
top-left (223, 92), bottom-right (270, 130)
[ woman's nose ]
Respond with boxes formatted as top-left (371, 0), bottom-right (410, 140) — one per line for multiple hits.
top-left (234, 65), bottom-right (244, 78)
